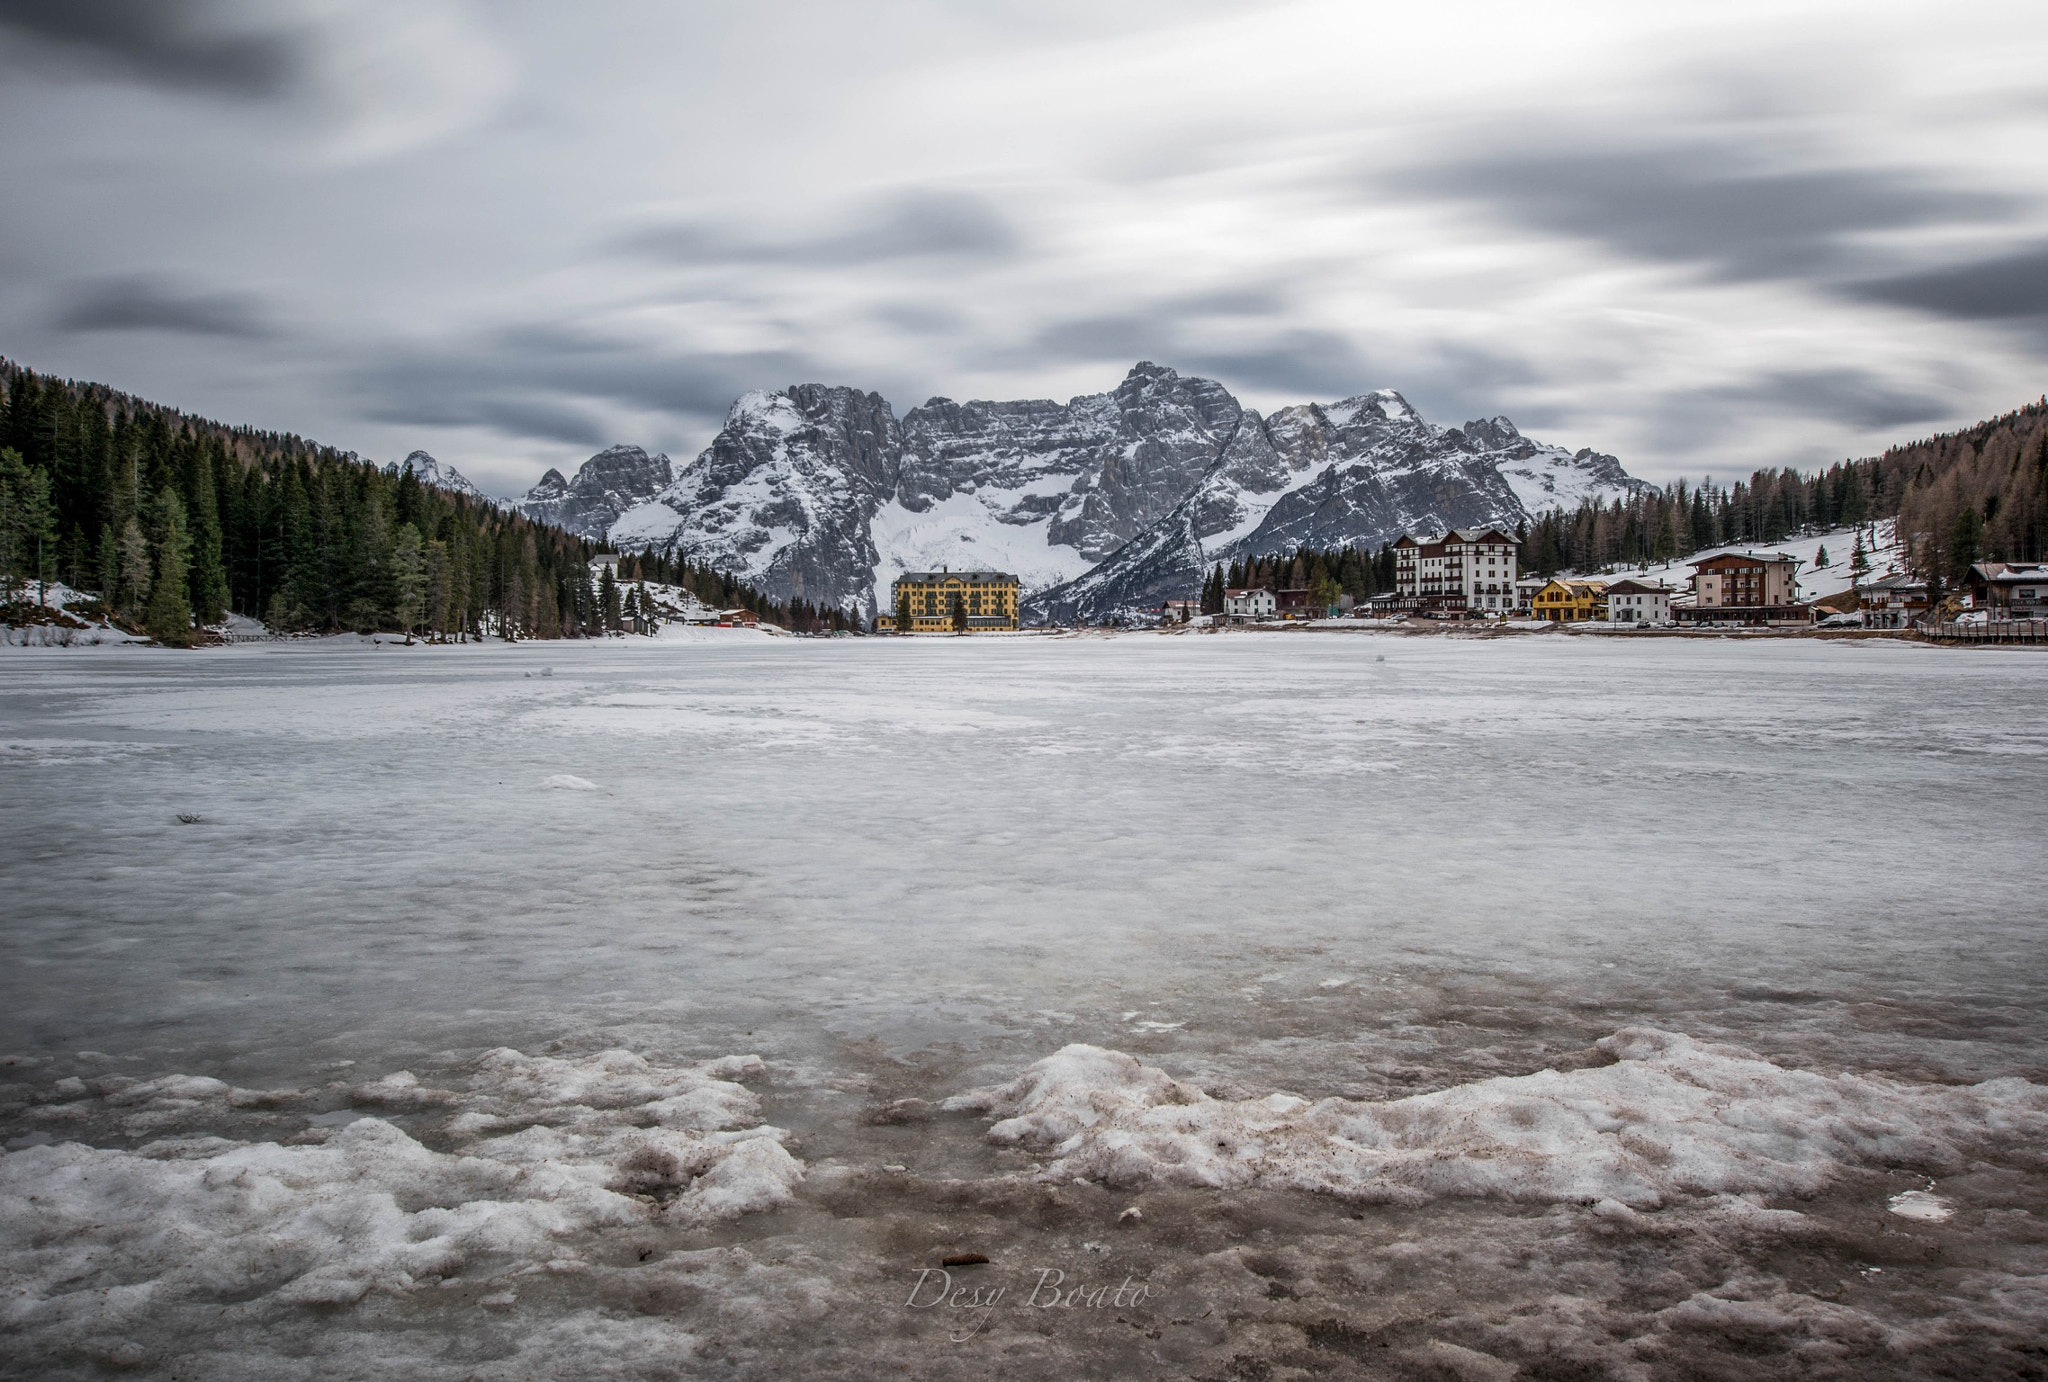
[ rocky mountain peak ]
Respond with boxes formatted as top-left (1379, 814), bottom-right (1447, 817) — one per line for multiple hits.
top-left (517, 444), bottom-right (675, 541)
top-left (399, 450), bottom-right (484, 498)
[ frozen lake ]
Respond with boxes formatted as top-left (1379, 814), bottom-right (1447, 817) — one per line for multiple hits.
top-left (3, 631), bottom-right (2045, 1379)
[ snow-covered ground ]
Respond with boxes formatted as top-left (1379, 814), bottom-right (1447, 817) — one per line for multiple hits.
top-left (2, 635), bottom-right (2044, 1378)
top-left (1573, 519), bottom-right (1903, 602)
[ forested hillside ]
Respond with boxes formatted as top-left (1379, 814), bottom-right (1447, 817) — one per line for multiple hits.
top-left (1514, 399), bottom-right (2046, 582)
top-left (1195, 394), bottom-right (2048, 611)
top-left (0, 360), bottom-right (805, 642)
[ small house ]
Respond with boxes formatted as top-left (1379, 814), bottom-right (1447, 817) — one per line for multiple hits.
top-left (1965, 562), bottom-right (2048, 620)
top-left (1223, 588), bottom-right (1277, 621)
top-left (1604, 578), bottom-right (1672, 624)
top-left (1857, 573), bottom-right (1927, 628)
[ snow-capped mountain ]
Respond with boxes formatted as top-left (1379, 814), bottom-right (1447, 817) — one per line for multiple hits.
top-left (610, 387), bottom-right (899, 612)
top-left (519, 444), bottom-right (675, 541)
top-left (533, 364), bottom-right (1649, 622)
top-left (400, 450), bottom-right (485, 500)
top-left (1027, 394), bottom-right (1649, 622)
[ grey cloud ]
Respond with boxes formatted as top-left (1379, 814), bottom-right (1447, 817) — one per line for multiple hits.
top-left (1392, 144), bottom-right (2017, 283)
top-left (51, 275), bottom-right (275, 338)
top-left (618, 188), bottom-right (1019, 269)
top-left (1649, 368), bottom-right (1948, 454)
top-left (1847, 244), bottom-right (2048, 320)
top-left (0, 0), bottom-right (305, 98)
top-left (1181, 330), bottom-right (1375, 400)
top-left (353, 322), bottom-right (828, 445)
top-left (1032, 314), bottom-right (1172, 363)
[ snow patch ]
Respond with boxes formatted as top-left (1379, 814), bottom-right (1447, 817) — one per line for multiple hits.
top-left (946, 1030), bottom-right (2048, 1208)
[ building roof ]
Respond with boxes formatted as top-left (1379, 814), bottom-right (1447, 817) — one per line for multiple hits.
top-left (1863, 572), bottom-right (1925, 592)
top-left (1969, 561), bottom-right (2048, 583)
top-left (1689, 551), bottom-right (1802, 569)
top-left (1224, 587), bottom-right (1273, 598)
top-left (895, 570), bottom-right (1019, 583)
top-left (1606, 578), bottom-right (1674, 595)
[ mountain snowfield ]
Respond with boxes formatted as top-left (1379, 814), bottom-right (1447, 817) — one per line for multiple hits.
top-left (522, 363), bottom-right (1650, 622)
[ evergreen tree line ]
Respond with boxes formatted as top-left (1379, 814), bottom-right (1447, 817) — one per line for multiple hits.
top-left (1884, 397), bottom-right (2048, 592)
top-left (1199, 545), bottom-right (1399, 613)
top-left (1518, 399), bottom-right (2048, 582)
top-left (0, 359), bottom-right (805, 642)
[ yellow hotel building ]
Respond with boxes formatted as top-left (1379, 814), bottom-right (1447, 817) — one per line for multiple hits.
top-left (883, 569), bottom-right (1021, 632)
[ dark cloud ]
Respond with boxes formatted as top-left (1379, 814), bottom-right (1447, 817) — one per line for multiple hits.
top-left (1847, 243), bottom-right (2048, 320)
top-left (51, 275), bottom-right (275, 337)
top-left (1180, 330), bottom-right (1375, 400)
top-left (352, 322), bottom-right (828, 445)
top-left (0, 0), bottom-right (304, 98)
top-left (1650, 368), bottom-right (1949, 454)
top-left (1392, 144), bottom-right (2018, 283)
top-left (617, 188), bottom-right (1019, 268)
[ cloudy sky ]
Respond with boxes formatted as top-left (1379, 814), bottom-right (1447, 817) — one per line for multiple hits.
top-left (2, 0), bottom-right (2045, 496)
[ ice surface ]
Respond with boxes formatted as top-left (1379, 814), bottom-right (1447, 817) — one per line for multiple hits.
top-left (2, 633), bottom-right (2045, 1377)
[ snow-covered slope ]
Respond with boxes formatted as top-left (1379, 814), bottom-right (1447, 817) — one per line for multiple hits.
top-left (579, 363), bottom-right (1648, 623)
top-left (400, 451), bottom-right (485, 500)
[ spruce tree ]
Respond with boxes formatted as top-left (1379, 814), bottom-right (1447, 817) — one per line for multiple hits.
top-left (391, 524), bottom-right (427, 641)
top-left (599, 563), bottom-right (621, 631)
top-left (145, 488), bottom-right (195, 645)
top-left (951, 590), bottom-right (968, 634)
top-left (895, 584), bottom-right (914, 635)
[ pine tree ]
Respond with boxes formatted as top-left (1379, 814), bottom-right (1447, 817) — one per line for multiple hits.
top-left (951, 590), bottom-right (968, 634)
top-left (895, 584), bottom-right (914, 635)
top-left (598, 563), bottom-right (621, 632)
top-left (1814, 544), bottom-right (1828, 569)
top-left (391, 523), bottom-right (427, 642)
top-left (145, 488), bottom-right (195, 645)
top-left (1849, 532), bottom-right (1869, 587)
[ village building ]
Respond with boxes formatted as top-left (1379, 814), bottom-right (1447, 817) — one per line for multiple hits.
top-left (1159, 598), bottom-right (1200, 622)
top-left (1605, 578), bottom-right (1673, 624)
top-left (1965, 561), bottom-right (2048, 620)
top-left (1393, 528), bottom-right (1520, 616)
top-left (1531, 578), bottom-right (1607, 622)
top-left (1275, 587), bottom-right (1325, 619)
top-left (1676, 551), bottom-right (1808, 626)
top-left (889, 569), bottom-right (1021, 632)
top-left (1222, 587), bottom-right (1277, 621)
top-left (1859, 572), bottom-right (1929, 629)
top-left (1513, 574), bottom-right (1547, 616)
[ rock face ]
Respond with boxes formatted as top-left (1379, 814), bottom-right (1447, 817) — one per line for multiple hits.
top-left (569, 364), bottom-right (1649, 623)
top-left (400, 450), bottom-right (485, 500)
top-left (518, 444), bottom-right (674, 541)
top-left (609, 388), bottom-right (900, 617)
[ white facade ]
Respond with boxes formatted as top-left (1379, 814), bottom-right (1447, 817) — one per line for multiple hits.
top-left (1605, 580), bottom-right (1672, 623)
top-left (1394, 528), bottom-right (1520, 614)
top-left (1223, 588), bottom-right (1276, 619)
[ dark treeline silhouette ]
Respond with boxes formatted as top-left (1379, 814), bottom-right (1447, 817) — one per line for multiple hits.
top-left (0, 359), bottom-right (812, 641)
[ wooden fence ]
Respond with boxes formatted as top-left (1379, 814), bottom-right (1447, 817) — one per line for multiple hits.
top-left (1919, 618), bottom-right (2048, 645)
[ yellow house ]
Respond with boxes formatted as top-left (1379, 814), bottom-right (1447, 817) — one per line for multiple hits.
top-left (889, 569), bottom-right (1021, 632)
top-left (1531, 578), bottom-right (1608, 623)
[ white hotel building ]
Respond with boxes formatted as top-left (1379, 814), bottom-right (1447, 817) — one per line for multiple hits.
top-left (1393, 528), bottom-right (1520, 615)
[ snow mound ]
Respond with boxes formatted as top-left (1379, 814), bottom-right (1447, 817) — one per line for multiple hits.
top-left (945, 1030), bottom-right (2048, 1207)
top-left (540, 773), bottom-right (599, 791)
top-left (0, 1048), bottom-right (800, 1327)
